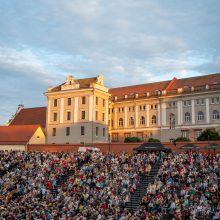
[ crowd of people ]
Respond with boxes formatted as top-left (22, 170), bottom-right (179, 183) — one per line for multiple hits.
top-left (141, 152), bottom-right (220, 219)
top-left (0, 150), bottom-right (219, 219)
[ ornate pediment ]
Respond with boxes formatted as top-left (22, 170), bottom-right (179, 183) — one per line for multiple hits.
top-left (61, 75), bottom-right (80, 90)
top-left (96, 74), bottom-right (104, 85)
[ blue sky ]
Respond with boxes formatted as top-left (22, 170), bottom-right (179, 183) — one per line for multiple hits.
top-left (0, 0), bottom-right (220, 124)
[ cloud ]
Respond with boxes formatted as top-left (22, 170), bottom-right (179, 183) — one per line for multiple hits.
top-left (0, 0), bottom-right (220, 123)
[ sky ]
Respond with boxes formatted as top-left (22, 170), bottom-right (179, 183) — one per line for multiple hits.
top-left (0, 0), bottom-right (220, 124)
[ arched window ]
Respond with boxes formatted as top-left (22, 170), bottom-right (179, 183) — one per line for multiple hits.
top-left (213, 110), bottom-right (219, 120)
top-left (129, 117), bottom-right (134, 126)
top-left (184, 112), bottom-right (191, 122)
top-left (197, 111), bottom-right (204, 121)
top-left (119, 118), bottom-right (124, 127)
top-left (152, 115), bottom-right (156, 124)
top-left (169, 113), bottom-right (175, 129)
top-left (140, 116), bottom-right (145, 125)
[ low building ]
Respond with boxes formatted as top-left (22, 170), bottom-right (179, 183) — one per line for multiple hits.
top-left (0, 125), bottom-right (46, 151)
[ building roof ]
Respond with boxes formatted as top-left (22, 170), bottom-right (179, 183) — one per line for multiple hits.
top-left (109, 80), bottom-right (170, 97)
top-left (0, 125), bottom-right (40, 145)
top-left (109, 73), bottom-right (220, 98)
top-left (9, 107), bottom-right (46, 128)
top-left (168, 73), bottom-right (220, 90)
top-left (50, 77), bottom-right (97, 92)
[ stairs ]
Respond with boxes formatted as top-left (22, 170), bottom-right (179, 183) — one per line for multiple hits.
top-left (125, 160), bottom-right (162, 211)
top-left (50, 169), bottom-right (74, 196)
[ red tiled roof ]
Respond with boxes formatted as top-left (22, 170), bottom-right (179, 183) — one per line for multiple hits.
top-left (109, 80), bottom-right (170, 97)
top-left (109, 73), bottom-right (220, 97)
top-left (168, 73), bottom-right (220, 90)
top-left (50, 77), bottom-right (97, 91)
top-left (0, 125), bottom-right (40, 145)
top-left (9, 107), bottom-right (46, 128)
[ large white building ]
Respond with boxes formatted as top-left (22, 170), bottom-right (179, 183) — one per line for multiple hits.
top-left (9, 73), bottom-right (220, 143)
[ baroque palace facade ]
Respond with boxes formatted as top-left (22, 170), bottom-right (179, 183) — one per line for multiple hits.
top-left (42, 73), bottom-right (220, 144)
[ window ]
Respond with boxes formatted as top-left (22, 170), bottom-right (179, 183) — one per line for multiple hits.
top-left (183, 101), bottom-right (187, 106)
top-left (96, 126), bottom-right (99, 136)
top-left (67, 98), bottom-right (71, 106)
top-left (103, 99), bottom-right (105, 107)
top-left (155, 104), bottom-right (157, 109)
top-left (132, 106), bottom-right (135, 111)
top-left (124, 133), bottom-right (131, 138)
top-left (211, 98), bottom-right (215, 104)
top-left (81, 126), bottom-right (85, 136)
top-left (82, 96), bottom-right (86, 104)
top-left (103, 128), bottom-right (105, 137)
top-left (216, 97), bottom-right (219, 103)
top-left (67, 111), bottom-right (71, 120)
top-left (137, 132), bottom-right (144, 141)
top-left (52, 128), bottom-right (56, 136)
top-left (197, 111), bottom-right (204, 121)
top-left (195, 130), bottom-right (202, 139)
top-left (188, 100), bottom-right (191, 106)
top-left (129, 117), bottom-right (134, 126)
top-left (54, 99), bottom-right (57, 107)
top-left (201, 99), bottom-right (205, 105)
top-left (119, 107), bottom-right (124, 113)
top-left (96, 97), bottom-right (98, 105)
top-left (143, 105), bottom-right (146, 110)
top-left (95, 111), bottom-right (98, 120)
top-left (169, 114), bottom-right (175, 129)
top-left (82, 111), bottom-right (86, 120)
top-left (102, 113), bottom-right (105, 121)
top-left (112, 133), bottom-right (118, 141)
top-left (119, 118), bottom-right (124, 127)
top-left (111, 120), bottom-right (114, 127)
top-left (212, 110), bottom-right (219, 120)
top-left (139, 105), bottom-right (142, 111)
top-left (184, 112), bottom-right (191, 122)
top-left (53, 112), bottom-right (57, 121)
top-left (66, 127), bottom-right (70, 136)
top-left (152, 115), bottom-right (156, 124)
top-left (182, 130), bottom-right (189, 138)
top-left (172, 102), bottom-right (176, 107)
top-left (140, 116), bottom-right (145, 125)
top-left (196, 99), bottom-right (200, 105)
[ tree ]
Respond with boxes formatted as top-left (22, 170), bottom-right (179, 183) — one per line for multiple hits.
top-left (197, 129), bottom-right (220, 141)
top-left (124, 136), bottom-right (142, 143)
top-left (174, 137), bottom-right (190, 142)
top-left (148, 138), bottom-right (160, 143)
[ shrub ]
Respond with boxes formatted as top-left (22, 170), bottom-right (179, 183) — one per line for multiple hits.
top-left (148, 138), bottom-right (160, 143)
top-left (124, 136), bottom-right (142, 143)
top-left (197, 129), bottom-right (220, 141)
top-left (174, 137), bottom-right (190, 142)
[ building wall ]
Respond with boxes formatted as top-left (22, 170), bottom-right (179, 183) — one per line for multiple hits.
top-left (44, 75), bottom-right (220, 144)
top-left (28, 141), bottom-right (220, 154)
top-left (0, 145), bottom-right (25, 151)
top-left (45, 76), bottom-right (110, 144)
top-left (29, 127), bottom-right (46, 144)
top-left (110, 91), bottom-right (220, 142)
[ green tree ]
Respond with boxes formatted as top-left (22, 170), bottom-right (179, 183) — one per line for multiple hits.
top-left (148, 138), bottom-right (160, 143)
top-left (124, 136), bottom-right (142, 143)
top-left (197, 129), bottom-right (220, 141)
top-left (174, 137), bottom-right (190, 142)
